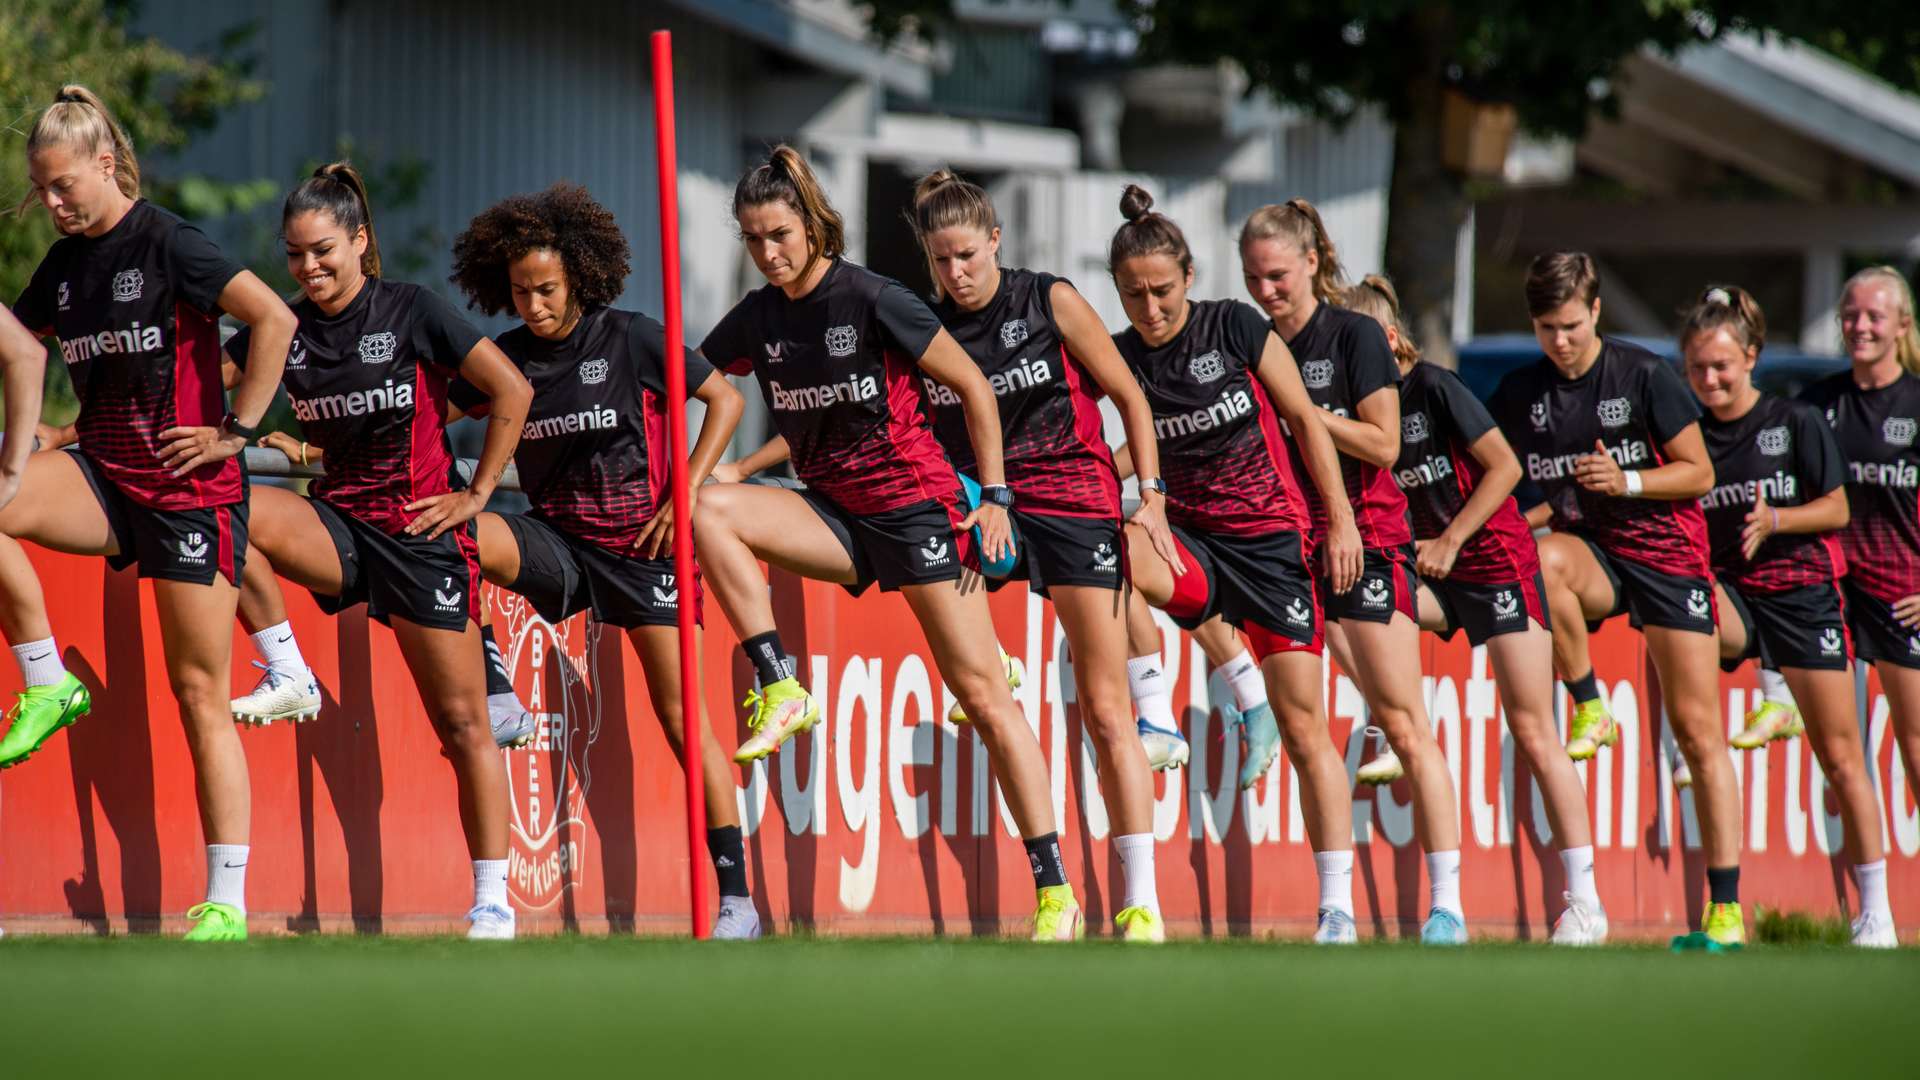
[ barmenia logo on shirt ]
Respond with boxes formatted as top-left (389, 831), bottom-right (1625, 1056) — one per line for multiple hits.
top-left (1301, 358), bottom-right (1334, 390)
top-left (1402, 412), bottom-right (1429, 443)
top-left (1597, 397), bottom-right (1632, 429)
top-left (825, 325), bottom-right (858, 358)
top-left (1000, 320), bottom-right (1029, 350)
top-left (111, 269), bottom-right (143, 302)
top-left (357, 331), bottom-right (398, 365)
top-left (580, 357), bottom-right (609, 385)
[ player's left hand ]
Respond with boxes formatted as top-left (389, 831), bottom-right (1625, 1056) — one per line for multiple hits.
top-left (1127, 490), bottom-right (1183, 576)
top-left (404, 489), bottom-right (487, 541)
top-left (1740, 493), bottom-right (1776, 561)
top-left (1415, 532), bottom-right (1462, 580)
top-left (158, 425), bottom-right (247, 477)
top-left (1894, 594), bottom-right (1920, 629)
top-left (635, 487), bottom-right (696, 560)
top-left (1574, 439), bottom-right (1625, 495)
top-left (959, 501), bottom-right (1012, 563)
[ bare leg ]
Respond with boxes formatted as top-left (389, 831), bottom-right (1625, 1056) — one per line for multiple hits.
top-left (1341, 614), bottom-right (1461, 853)
top-left (388, 616), bottom-right (507, 860)
top-left (151, 576), bottom-right (248, 844)
top-left (1488, 624), bottom-right (1592, 850)
top-left (1874, 661), bottom-right (1920, 812)
top-left (1646, 625), bottom-right (1740, 870)
top-left (1051, 584), bottom-right (1152, 836)
top-left (1264, 648), bottom-right (1353, 854)
top-left (1784, 666), bottom-right (1882, 867)
top-left (1537, 534), bottom-right (1614, 683)
top-left (628, 624), bottom-right (739, 830)
top-left (692, 484), bottom-right (857, 641)
top-left (0, 450), bottom-right (118, 644)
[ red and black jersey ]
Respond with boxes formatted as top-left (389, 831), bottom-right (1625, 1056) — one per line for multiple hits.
top-left (927, 268), bottom-right (1119, 518)
top-left (1801, 370), bottom-right (1920, 603)
top-left (701, 259), bottom-right (956, 515)
top-left (1394, 362), bottom-right (1539, 583)
top-left (229, 277), bottom-right (480, 534)
top-left (13, 199), bottom-right (243, 509)
top-left (453, 306), bottom-right (713, 555)
top-left (1491, 338), bottom-right (1711, 577)
top-left (1282, 302), bottom-right (1412, 549)
top-left (1699, 394), bottom-right (1846, 593)
top-left (1112, 299), bottom-right (1309, 537)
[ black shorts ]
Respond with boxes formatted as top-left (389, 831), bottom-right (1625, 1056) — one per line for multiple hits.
top-left (983, 511), bottom-right (1123, 596)
top-left (309, 498), bottom-right (481, 631)
top-left (501, 513), bottom-right (699, 629)
top-left (1429, 571), bottom-right (1551, 647)
top-left (1719, 581), bottom-right (1850, 672)
top-left (801, 489), bottom-right (970, 596)
top-left (1842, 581), bottom-right (1920, 670)
top-left (1319, 543), bottom-right (1420, 625)
top-left (1163, 525), bottom-right (1320, 657)
top-left (69, 448), bottom-right (247, 586)
top-left (1580, 537), bottom-right (1717, 636)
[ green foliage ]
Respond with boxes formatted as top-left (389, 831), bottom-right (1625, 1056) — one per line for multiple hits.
top-left (1753, 904), bottom-right (1851, 946)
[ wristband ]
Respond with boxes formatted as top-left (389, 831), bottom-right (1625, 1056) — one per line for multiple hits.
top-left (1623, 470), bottom-right (1644, 497)
top-left (219, 412), bottom-right (260, 441)
top-left (299, 441), bottom-right (310, 467)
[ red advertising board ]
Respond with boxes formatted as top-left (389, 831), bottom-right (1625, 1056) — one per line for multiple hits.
top-left (2, 547), bottom-right (1914, 938)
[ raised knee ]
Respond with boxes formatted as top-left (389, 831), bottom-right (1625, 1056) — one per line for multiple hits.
top-left (435, 701), bottom-right (494, 751)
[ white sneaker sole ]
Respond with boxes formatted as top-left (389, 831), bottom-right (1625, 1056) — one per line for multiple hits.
top-left (231, 698), bottom-right (322, 726)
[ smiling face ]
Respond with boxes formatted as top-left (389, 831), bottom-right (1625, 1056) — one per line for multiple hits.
top-left (1113, 254), bottom-right (1193, 347)
top-left (736, 200), bottom-right (816, 291)
top-left (28, 140), bottom-right (121, 237)
top-left (1531, 297), bottom-right (1602, 371)
top-left (284, 209), bottom-right (367, 312)
top-left (510, 248), bottom-right (576, 340)
top-left (1841, 278), bottom-right (1910, 369)
top-left (1683, 326), bottom-right (1757, 414)
top-left (1241, 236), bottom-right (1315, 327)
top-left (924, 224), bottom-right (1000, 311)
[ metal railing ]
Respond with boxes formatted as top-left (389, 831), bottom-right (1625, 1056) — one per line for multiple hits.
top-left (243, 446), bottom-right (522, 493)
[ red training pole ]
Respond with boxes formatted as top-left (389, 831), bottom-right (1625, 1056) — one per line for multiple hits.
top-left (651, 29), bottom-right (709, 940)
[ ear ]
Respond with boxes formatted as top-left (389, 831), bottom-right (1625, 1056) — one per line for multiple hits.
top-left (1590, 297), bottom-right (1604, 325)
top-left (987, 226), bottom-right (1002, 256)
top-left (98, 146), bottom-right (117, 179)
top-left (1183, 262), bottom-right (1196, 290)
top-left (351, 225), bottom-right (369, 258)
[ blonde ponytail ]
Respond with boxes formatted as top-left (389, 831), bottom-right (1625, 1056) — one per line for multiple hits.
top-left (1239, 198), bottom-right (1347, 304)
top-left (20, 84), bottom-right (140, 208)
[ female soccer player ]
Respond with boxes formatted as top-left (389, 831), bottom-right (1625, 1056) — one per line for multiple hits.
top-left (905, 168), bottom-right (1180, 941)
top-left (224, 163), bottom-right (532, 939)
top-left (1491, 252), bottom-right (1742, 946)
top-left (1801, 266), bottom-right (1920, 829)
top-left (692, 147), bottom-right (1087, 940)
top-left (1685, 284), bottom-right (1895, 947)
top-left (1, 86), bottom-right (296, 940)
top-left (441, 183), bottom-right (761, 939)
top-left (1347, 276), bottom-right (1609, 944)
top-left (1238, 200), bottom-right (1470, 943)
top-left (1103, 186), bottom-right (1381, 943)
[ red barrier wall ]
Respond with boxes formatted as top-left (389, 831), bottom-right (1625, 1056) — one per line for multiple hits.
top-left (2, 546), bottom-right (1916, 938)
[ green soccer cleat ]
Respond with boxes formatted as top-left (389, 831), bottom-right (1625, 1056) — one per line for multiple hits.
top-left (1031, 884), bottom-right (1084, 942)
top-left (732, 677), bottom-right (821, 764)
top-left (1114, 905), bottom-right (1165, 943)
top-left (183, 902), bottom-right (247, 942)
top-left (1564, 698), bottom-right (1618, 761)
top-left (1730, 702), bottom-right (1803, 751)
top-left (947, 648), bottom-right (1024, 724)
top-left (0, 673), bottom-right (91, 768)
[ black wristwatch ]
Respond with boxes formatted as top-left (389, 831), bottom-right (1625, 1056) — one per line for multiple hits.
top-left (219, 412), bottom-right (260, 441)
top-left (1139, 476), bottom-right (1167, 496)
top-left (979, 484), bottom-right (1015, 509)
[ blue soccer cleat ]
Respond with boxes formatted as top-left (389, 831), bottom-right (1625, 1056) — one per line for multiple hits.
top-left (1420, 908), bottom-right (1467, 945)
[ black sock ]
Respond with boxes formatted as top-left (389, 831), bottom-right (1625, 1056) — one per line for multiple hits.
top-left (1024, 832), bottom-right (1067, 890)
top-left (1566, 670), bottom-right (1600, 705)
top-left (479, 625), bottom-right (513, 697)
top-left (707, 825), bottom-right (749, 898)
top-left (1707, 865), bottom-right (1739, 905)
top-left (741, 631), bottom-right (793, 687)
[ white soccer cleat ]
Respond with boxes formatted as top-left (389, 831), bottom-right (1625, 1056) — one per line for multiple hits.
top-left (1850, 910), bottom-right (1897, 949)
top-left (1313, 908), bottom-right (1357, 944)
top-left (948, 649), bottom-right (1025, 723)
top-left (465, 902), bottom-right (516, 940)
top-left (230, 661), bottom-right (321, 726)
top-left (712, 896), bottom-right (762, 940)
top-left (488, 692), bottom-right (536, 749)
top-left (1138, 718), bottom-right (1190, 771)
top-left (1355, 727), bottom-right (1404, 785)
top-left (1550, 893), bottom-right (1609, 946)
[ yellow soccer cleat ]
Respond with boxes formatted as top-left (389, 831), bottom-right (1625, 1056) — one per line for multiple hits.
top-left (732, 678), bottom-right (821, 763)
top-left (182, 902), bottom-right (247, 942)
top-left (948, 648), bottom-right (1024, 724)
top-left (1114, 905), bottom-right (1165, 943)
top-left (1730, 702), bottom-right (1803, 751)
top-left (1565, 698), bottom-right (1619, 761)
top-left (1031, 884), bottom-right (1084, 942)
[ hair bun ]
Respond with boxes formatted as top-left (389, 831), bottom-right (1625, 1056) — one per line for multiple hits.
top-left (1704, 287), bottom-right (1732, 307)
top-left (1119, 184), bottom-right (1155, 223)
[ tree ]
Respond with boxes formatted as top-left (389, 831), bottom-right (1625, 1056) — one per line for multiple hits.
top-left (865, 1), bottom-right (1920, 364)
top-left (1, 0), bottom-right (272, 420)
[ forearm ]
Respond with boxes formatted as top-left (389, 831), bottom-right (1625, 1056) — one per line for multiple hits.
top-left (1116, 396), bottom-right (1161, 484)
top-left (1, 345), bottom-right (46, 475)
top-left (960, 387), bottom-right (1006, 487)
top-left (1112, 442), bottom-right (1135, 481)
top-left (1524, 502), bottom-right (1553, 530)
top-left (733, 435), bottom-right (791, 476)
top-left (686, 394), bottom-right (742, 487)
top-left (1774, 495), bottom-right (1847, 535)
top-left (1318, 410), bottom-right (1397, 468)
top-left (231, 318), bottom-right (295, 427)
top-left (1631, 459), bottom-right (1713, 500)
top-left (1294, 411), bottom-right (1356, 525)
top-left (468, 392), bottom-right (528, 499)
top-left (1442, 463), bottom-right (1519, 544)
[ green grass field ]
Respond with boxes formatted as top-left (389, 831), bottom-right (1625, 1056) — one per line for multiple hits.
top-left (1, 935), bottom-right (1912, 1078)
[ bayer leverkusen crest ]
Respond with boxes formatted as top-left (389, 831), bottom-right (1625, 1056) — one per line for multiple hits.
top-left (490, 588), bottom-right (604, 911)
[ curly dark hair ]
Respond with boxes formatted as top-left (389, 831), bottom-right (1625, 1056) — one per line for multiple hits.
top-left (449, 182), bottom-right (630, 317)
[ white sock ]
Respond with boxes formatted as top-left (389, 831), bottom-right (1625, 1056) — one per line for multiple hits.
top-left (1314, 849), bottom-right (1355, 916)
top-left (1759, 669), bottom-right (1794, 707)
top-left (250, 621), bottom-right (308, 672)
top-left (1855, 859), bottom-right (1890, 919)
top-left (1113, 832), bottom-right (1159, 913)
top-left (473, 858), bottom-right (508, 910)
top-left (1218, 649), bottom-right (1268, 713)
top-left (11, 638), bottom-right (65, 688)
top-left (1426, 849), bottom-right (1463, 918)
top-left (1127, 655), bottom-right (1176, 731)
top-left (1559, 845), bottom-right (1599, 908)
top-left (206, 844), bottom-right (248, 912)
